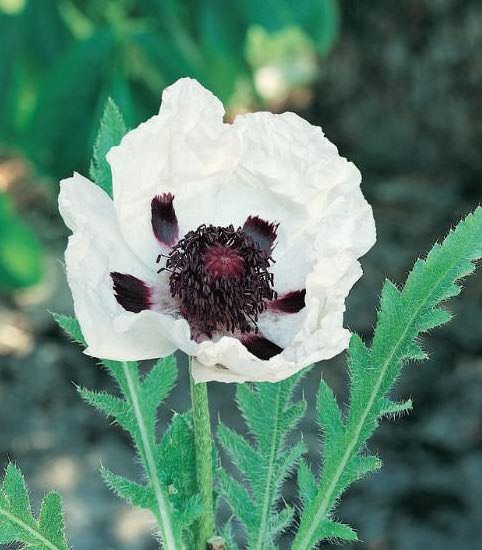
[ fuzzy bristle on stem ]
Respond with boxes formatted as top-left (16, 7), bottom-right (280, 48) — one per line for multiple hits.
top-left (189, 357), bottom-right (216, 548)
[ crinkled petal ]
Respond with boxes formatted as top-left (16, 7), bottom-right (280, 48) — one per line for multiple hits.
top-left (231, 111), bottom-right (376, 293)
top-left (107, 77), bottom-right (240, 268)
top-left (192, 341), bottom-right (297, 384)
top-left (192, 258), bottom-right (360, 383)
top-left (61, 79), bottom-right (376, 383)
top-left (191, 105), bottom-right (374, 382)
top-left (59, 172), bottom-right (196, 361)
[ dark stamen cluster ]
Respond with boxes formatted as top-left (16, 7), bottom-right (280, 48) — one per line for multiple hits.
top-left (165, 224), bottom-right (276, 335)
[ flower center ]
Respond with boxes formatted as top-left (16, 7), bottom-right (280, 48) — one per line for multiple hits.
top-left (165, 224), bottom-right (276, 335)
top-left (204, 244), bottom-right (246, 279)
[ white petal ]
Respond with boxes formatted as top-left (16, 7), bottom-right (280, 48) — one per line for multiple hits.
top-left (283, 255), bottom-right (362, 364)
top-left (191, 255), bottom-right (356, 383)
top-left (192, 339), bottom-right (298, 384)
top-left (59, 173), bottom-right (196, 361)
top-left (61, 80), bottom-right (376, 383)
top-left (231, 111), bottom-right (376, 293)
top-left (107, 78), bottom-right (240, 267)
top-left (189, 110), bottom-right (375, 382)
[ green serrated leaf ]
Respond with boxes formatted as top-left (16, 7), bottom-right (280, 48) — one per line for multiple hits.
top-left (378, 398), bottom-right (413, 418)
top-left (172, 494), bottom-right (203, 528)
top-left (0, 525), bottom-right (19, 545)
top-left (101, 467), bottom-right (155, 510)
top-left (38, 493), bottom-right (68, 548)
top-left (51, 313), bottom-right (85, 347)
top-left (293, 208), bottom-right (482, 549)
top-left (217, 469), bottom-right (257, 532)
top-left (297, 460), bottom-right (317, 508)
top-left (155, 412), bottom-right (197, 505)
top-left (0, 464), bottom-right (69, 549)
top-left (268, 505), bottom-right (295, 536)
top-left (277, 440), bottom-right (306, 483)
top-left (218, 370), bottom-right (307, 548)
top-left (217, 423), bottom-right (263, 493)
top-left (101, 359), bottom-right (130, 392)
top-left (405, 341), bottom-right (429, 361)
top-left (317, 378), bottom-right (344, 452)
top-left (3, 463), bottom-right (33, 523)
top-left (344, 455), bottom-right (382, 486)
top-left (347, 333), bottom-right (372, 383)
top-left (89, 97), bottom-right (127, 197)
top-left (77, 387), bottom-right (133, 434)
top-left (318, 519), bottom-right (358, 542)
top-left (418, 308), bottom-right (453, 332)
top-left (79, 355), bottom-right (184, 547)
top-left (141, 355), bottom-right (178, 417)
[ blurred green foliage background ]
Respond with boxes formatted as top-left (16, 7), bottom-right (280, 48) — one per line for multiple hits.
top-left (0, 0), bottom-right (339, 291)
top-left (0, 1), bottom-right (481, 549)
top-left (0, 0), bottom-right (339, 177)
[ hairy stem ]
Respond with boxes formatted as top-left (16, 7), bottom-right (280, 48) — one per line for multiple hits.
top-left (0, 508), bottom-right (60, 550)
top-left (190, 358), bottom-right (215, 549)
top-left (122, 362), bottom-right (179, 550)
top-left (254, 386), bottom-right (281, 550)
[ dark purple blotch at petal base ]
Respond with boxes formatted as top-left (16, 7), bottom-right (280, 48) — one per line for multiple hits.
top-left (269, 289), bottom-right (306, 314)
top-left (242, 335), bottom-right (283, 360)
top-left (242, 215), bottom-right (278, 254)
top-left (111, 272), bottom-right (152, 313)
top-left (151, 193), bottom-right (179, 246)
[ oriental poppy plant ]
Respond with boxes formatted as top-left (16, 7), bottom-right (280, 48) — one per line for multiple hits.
top-left (59, 78), bottom-right (375, 382)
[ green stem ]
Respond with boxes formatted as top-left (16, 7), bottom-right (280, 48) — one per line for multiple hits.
top-left (254, 386), bottom-right (281, 549)
top-left (190, 357), bottom-right (215, 549)
top-left (121, 362), bottom-right (179, 550)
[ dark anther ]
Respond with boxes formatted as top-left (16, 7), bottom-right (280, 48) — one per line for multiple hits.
top-left (165, 223), bottom-right (277, 335)
top-left (156, 253), bottom-right (169, 264)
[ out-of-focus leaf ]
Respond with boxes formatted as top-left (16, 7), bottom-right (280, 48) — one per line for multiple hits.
top-left (20, 0), bottom-right (72, 68)
top-left (57, 0), bottom-right (94, 39)
top-left (301, 0), bottom-right (339, 55)
top-left (199, 0), bottom-right (245, 56)
top-left (239, 0), bottom-right (289, 31)
top-left (137, 0), bottom-right (185, 22)
top-left (240, 0), bottom-right (339, 55)
top-left (246, 25), bottom-right (318, 102)
top-left (0, 193), bottom-right (43, 291)
top-left (132, 32), bottom-right (188, 85)
top-left (2, 0), bottom-right (340, 179)
top-left (0, 13), bottom-right (22, 138)
top-left (108, 69), bottom-right (135, 123)
top-left (0, 0), bottom-right (72, 143)
top-left (246, 25), bottom-right (315, 70)
top-left (25, 29), bottom-right (115, 178)
top-left (197, 0), bottom-right (248, 101)
top-left (0, 0), bottom-right (26, 16)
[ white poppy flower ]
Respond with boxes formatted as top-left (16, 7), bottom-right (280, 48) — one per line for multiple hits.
top-left (59, 78), bottom-right (376, 383)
